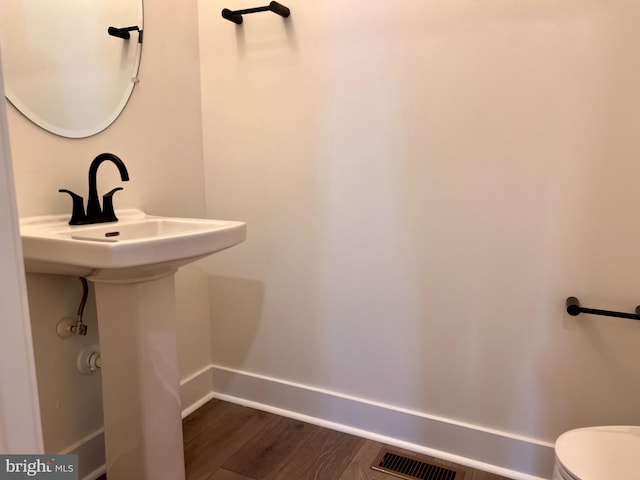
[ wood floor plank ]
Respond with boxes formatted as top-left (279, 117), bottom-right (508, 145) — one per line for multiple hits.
top-left (184, 403), bottom-right (276, 480)
top-left (183, 399), bottom-right (227, 444)
top-left (338, 440), bottom-right (398, 480)
top-left (222, 416), bottom-right (318, 479)
top-left (208, 469), bottom-right (253, 480)
top-left (97, 400), bottom-right (513, 480)
top-left (271, 427), bottom-right (365, 480)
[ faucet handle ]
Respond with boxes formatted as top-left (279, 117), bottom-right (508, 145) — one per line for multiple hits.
top-left (59, 189), bottom-right (87, 225)
top-left (101, 187), bottom-right (124, 222)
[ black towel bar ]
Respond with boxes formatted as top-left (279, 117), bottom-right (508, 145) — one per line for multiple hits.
top-left (222, 1), bottom-right (290, 24)
top-left (565, 297), bottom-right (640, 321)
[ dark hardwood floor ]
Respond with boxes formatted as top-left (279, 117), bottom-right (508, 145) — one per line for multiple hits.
top-left (99, 399), bottom-right (511, 480)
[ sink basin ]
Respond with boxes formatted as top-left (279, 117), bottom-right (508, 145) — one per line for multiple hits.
top-left (20, 209), bottom-right (246, 279)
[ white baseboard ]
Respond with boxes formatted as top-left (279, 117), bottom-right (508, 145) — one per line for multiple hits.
top-left (180, 366), bottom-right (218, 418)
top-left (68, 364), bottom-right (554, 480)
top-left (59, 428), bottom-right (105, 480)
top-left (180, 364), bottom-right (554, 480)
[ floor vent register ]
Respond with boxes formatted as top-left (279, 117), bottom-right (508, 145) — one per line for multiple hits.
top-left (371, 449), bottom-right (465, 480)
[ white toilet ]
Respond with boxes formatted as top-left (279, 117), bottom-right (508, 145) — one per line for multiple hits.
top-left (553, 426), bottom-right (640, 479)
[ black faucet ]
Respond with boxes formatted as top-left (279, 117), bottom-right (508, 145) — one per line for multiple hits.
top-left (59, 153), bottom-right (130, 225)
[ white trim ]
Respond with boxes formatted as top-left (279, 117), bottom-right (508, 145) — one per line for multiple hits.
top-left (60, 429), bottom-right (105, 480)
top-left (82, 465), bottom-right (107, 480)
top-left (211, 392), bottom-right (549, 480)
top-left (180, 365), bottom-right (217, 418)
top-left (74, 363), bottom-right (555, 479)
top-left (0, 45), bottom-right (44, 454)
top-left (179, 364), bottom-right (554, 480)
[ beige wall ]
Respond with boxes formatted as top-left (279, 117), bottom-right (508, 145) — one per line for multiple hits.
top-left (199, 0), bottom-right (640, 456)
top-left (7, 0), bottom-right (640, 475)
top-left (6, 0), bottom-right (209, 456)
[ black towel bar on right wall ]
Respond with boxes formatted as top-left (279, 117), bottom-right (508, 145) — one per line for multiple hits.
top-left (566, 297), bottom-right (640, 321)
top-left (222, 1), bottom-right (290, 24)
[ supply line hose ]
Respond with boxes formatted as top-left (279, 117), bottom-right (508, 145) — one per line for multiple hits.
top-left (72, 277), bottom-right (89, 335)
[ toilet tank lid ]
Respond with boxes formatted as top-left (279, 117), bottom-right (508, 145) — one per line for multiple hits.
top-left (556, 426), bottom-right (640, 480)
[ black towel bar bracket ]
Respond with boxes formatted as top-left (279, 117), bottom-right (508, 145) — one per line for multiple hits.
top-left (222, 1), bottom-right (290, 24)
top-left (108, 26), bottom-right (143, 43)
top-left (565, 297), bottom-right (640, 321)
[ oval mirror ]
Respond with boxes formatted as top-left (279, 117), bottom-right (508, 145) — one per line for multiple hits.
top-left (0, 0), bottom-right (143, 138)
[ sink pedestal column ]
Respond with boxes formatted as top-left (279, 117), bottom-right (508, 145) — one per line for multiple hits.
top-left (92, 272), bottom-right (185, 480)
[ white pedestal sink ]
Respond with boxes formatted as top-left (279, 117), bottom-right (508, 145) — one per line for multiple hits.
top-left (20, 210), bottom-right (246, 479)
